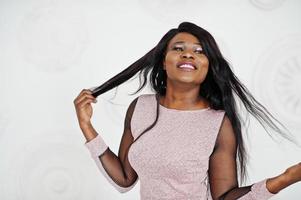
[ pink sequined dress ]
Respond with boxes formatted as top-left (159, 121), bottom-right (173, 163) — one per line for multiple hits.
top-left (85, 94), bottom-right (276, 199)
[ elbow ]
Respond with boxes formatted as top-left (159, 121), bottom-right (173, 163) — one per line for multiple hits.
top-left (116, 184), bottom-right (133, 194)
top-left (211, 196), bottom-right (224, 200)
top-left (117, 188), bottom-right (128, 194)
top-left (116, 178), bottom-right (138, 193)
top-left (210, 191), bottom-right (228, 200)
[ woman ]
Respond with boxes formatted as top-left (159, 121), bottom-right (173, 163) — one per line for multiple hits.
top-left (73, 22), bottom-right (301, 199)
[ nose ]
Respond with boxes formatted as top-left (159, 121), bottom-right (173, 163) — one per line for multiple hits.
top-left (181, 50), bottom-right (194, 59)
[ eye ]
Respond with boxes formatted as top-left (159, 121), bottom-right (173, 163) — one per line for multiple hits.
top-left (195, 48), bottom-right (203, 54)
top-left (172, 46), bottom-right (183, 51)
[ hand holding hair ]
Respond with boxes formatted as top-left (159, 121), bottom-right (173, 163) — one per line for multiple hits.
top-left (73, 88), bottom-right (98, 141)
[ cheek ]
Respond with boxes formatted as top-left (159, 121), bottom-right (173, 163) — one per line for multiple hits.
top-left (164, 52), bottom-right (178, 65)
top-left (197, 58), bottom-right (209, 79)
top-left (199, 55), bottom-right (209, 68)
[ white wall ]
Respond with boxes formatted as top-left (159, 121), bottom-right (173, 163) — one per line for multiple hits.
top-left (0, 0), bottom-right (300, 199)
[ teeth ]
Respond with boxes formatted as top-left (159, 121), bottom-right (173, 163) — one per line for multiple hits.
top-left (179, 64), bottom-right (195, 69)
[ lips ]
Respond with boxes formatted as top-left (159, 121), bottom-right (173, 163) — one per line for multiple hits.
top-left (176, 62), bottom-right (197, 70)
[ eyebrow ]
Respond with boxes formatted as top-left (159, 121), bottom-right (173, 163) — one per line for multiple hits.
top-left (171, 41), bottom-right (202, 46)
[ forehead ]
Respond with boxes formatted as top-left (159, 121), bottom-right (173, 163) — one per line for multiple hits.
top-left (168, 32), bottom-right (201, 46)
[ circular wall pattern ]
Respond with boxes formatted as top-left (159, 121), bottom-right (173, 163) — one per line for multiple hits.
top-left (139, 0), bottom-right (187, 22)
top-left (252, 34), bottom-right (301, 128)
top-left (2, 132), bottom-right (99, 200)
top-left (249, 0), bottom-right (286, 10)
top-left (138, 0), bottom-right (209, 23)
top-left (17, 144), bottom-right (83, 199)
top-left (17, 2), bottom-right (89, 72)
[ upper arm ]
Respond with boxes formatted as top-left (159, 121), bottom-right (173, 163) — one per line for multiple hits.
top-left (209, 115), bottom-right (238, 199)
top-left (117, 97), bottom-right (139, 183)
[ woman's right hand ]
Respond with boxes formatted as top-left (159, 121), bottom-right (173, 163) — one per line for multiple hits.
top-left (73, 89), bottom-right (98, 127)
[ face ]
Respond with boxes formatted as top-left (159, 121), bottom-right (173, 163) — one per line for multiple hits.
top-left (163, 32), bottom-right (209, 86)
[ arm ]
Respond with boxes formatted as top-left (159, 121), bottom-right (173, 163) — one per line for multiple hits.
top-left (208, 115), bottom-right (277, 200)
top-left (83, 97), bottom-right (139, 193)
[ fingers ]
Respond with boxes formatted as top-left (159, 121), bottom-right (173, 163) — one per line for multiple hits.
top-left (77, 96), bottom-right (97, 109)
top-left (76, 92), bottom-right (96, 105)
top-left (73, 89), bottom-right (97, 106)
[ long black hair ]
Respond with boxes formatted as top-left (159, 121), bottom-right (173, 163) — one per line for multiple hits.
top-left (90, 22), bottom-right (295, 184)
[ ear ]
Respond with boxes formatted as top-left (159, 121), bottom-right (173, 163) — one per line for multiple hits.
top-left (163, 60), bottom-right (166, 70)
